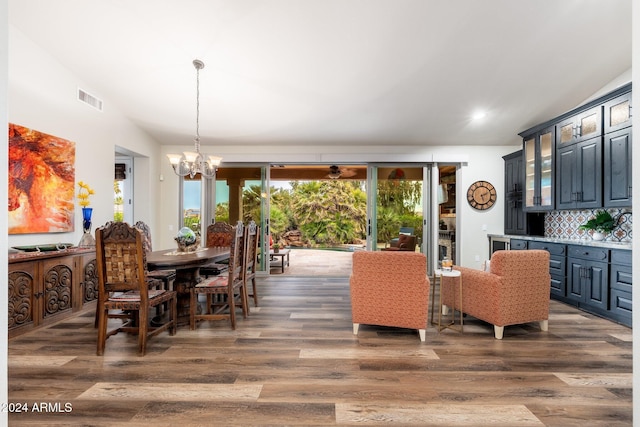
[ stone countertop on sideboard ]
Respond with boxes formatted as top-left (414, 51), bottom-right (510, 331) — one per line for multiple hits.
top-left (488, 234), bottom-right (632, 251)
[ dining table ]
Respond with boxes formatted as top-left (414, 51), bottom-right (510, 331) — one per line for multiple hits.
top-left (147, 246), bottom-right (230, 326)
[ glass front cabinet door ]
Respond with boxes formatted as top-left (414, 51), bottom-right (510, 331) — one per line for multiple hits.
top-left (555, 105), bottom-right (602, 147)
top-left (523, 127), bottom-right (554, 212)
top-left (604, 91), bottom-right (632, 134)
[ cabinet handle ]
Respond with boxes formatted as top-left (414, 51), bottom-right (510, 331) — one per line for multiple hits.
top-left (575, 124), bottom-right (582, 137)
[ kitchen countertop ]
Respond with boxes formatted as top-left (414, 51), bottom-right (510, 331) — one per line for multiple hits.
top-left (488, 234), bottom-right (632, 251)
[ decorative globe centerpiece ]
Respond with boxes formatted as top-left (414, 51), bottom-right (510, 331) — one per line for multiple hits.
top-left (175, 227), bottom-right (200, 252)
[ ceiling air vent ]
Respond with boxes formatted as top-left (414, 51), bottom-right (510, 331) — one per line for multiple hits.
top-left (77, 88), bottom-right (103, 112)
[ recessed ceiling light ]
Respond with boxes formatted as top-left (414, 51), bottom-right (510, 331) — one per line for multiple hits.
top-left (472, 111), bottom-right (487, 120)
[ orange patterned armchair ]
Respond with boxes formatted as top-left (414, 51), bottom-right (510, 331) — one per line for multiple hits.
top-left (443, 249), bottom-right (551, 339)
top-left (350, 251), bottom-right (430, 341)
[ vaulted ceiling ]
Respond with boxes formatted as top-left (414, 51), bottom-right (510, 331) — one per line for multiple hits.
top-left (8, 0), bottom-right (632, 148)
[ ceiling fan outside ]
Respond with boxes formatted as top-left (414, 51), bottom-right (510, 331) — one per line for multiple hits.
top-left (326, 165), bottom-right (357, 179)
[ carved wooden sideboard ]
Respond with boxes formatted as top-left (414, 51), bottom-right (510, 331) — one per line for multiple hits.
top-left (8, 247), bottom-right (97, 338)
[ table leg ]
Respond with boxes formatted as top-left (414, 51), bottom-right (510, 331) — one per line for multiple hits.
top-left (171, 267), bottom-right (201, 326)
top-left (438, 273), bottom-right (463, 333)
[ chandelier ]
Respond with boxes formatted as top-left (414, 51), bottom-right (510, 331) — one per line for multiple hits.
top-left (167, 59), bottom-right (222, 179)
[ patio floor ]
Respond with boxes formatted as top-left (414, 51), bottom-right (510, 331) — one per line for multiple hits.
top-left (268, 248), bottom-right (356, 277)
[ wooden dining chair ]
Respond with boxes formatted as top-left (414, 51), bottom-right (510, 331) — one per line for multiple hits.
top-left (95, 221), bottom-right (177, 356)
top-left (190, 222), bottom-right (249, 330)
top-left (243, 220), bottom-right (260, 307)
top-left (134, 221), bottom-right (176, 289)
top-left (200, 221), bottom-right (233, 278)
top-left (93, 220), bottom-right (166, 327)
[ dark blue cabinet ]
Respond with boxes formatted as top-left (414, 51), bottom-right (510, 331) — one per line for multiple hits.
top-left (556, 137), bottom-right (602, 210)
top-left (609, 250), bottom-right (632, 326)
top-left (528, 241), bottom-right (566, 299)
top-left (567, 245), bottom-right (609, 316)
top-left (604, 127), bottom-right (632, 207)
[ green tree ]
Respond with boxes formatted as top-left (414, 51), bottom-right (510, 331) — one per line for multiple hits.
top-left (215, 202), bottom-right (229, 224)
top-left (288, 180), bottom-right (366, 245)
top-left (376, 206), bottom-right (401, 245)
top-left (266, 176), bottom-right (420, 249)
top-left (242, 184), bottom-right (263, 223)
top-left (113, 180), bottom-right (124, 222)
top-left (376, 179), bottom-right (422, 245)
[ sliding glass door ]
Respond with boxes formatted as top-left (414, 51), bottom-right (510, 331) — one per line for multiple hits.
top-left (367, 164), bottom-right (434, 271)
top-left (211, 165), bottom-right (270, 274)
top-left (185, 162), bottom-right (441, 276)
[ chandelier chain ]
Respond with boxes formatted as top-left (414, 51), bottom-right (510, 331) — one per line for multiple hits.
top-left (166, 58), bottom-right (221, 179)
top-left (195, 62), bottom-right (200, 145)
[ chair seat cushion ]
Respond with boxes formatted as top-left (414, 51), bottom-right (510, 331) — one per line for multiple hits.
top-left (196, 276), bottom-right (228, 288)
top-left (109, 289), bottom-right (166, 301)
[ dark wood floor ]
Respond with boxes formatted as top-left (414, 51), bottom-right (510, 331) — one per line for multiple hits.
top-left (8, 276), bottom-right (632, 426)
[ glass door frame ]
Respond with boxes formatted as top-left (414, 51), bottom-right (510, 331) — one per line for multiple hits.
top-left (114, 156), bottom-right (133, 224)
top-left (195, 163), bottom-right (270, 275)
top-left (366, 163), bottom-right (435, 274)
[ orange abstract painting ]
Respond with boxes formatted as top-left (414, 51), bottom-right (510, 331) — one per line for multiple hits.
top-left (8, 124), bottom-right (75, 234)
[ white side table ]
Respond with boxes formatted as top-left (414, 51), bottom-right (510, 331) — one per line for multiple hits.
top-left (436, 269), bottom-right (463, 333)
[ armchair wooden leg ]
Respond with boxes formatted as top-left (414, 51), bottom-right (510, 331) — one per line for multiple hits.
top-left (539, 320), bottom-right (548, 332)
top-left (494, 325), bottom-right (504, 340)
top-left (418, 329), bottom-right (426, 342)
top-left (353, 323), bottom-right (360, 335)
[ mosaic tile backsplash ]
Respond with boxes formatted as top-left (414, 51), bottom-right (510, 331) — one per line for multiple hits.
top-left (545, 208), bottom-right (632, 243)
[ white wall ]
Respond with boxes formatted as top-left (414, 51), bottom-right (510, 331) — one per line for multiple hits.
top-left (7, 25), bottom-right (162, 247)
top-left (453, 146), bottom-right (521, 267)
